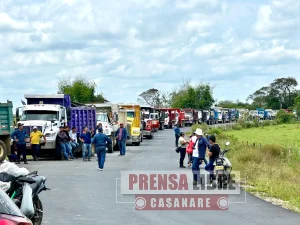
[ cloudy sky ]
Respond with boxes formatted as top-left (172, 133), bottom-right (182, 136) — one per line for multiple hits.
top-left (1, 0), bottom-right (300, 108)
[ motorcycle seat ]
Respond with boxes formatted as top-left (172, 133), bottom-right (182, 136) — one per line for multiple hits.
top-left (29, 176), bottom-right (44, 194)
top-left (0, 172), bottom-right (15, 182)
top-left (18, 176), bottom-right (36, 184)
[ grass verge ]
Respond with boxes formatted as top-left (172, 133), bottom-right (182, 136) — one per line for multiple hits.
top-left (188, 123), bottom-right (300, 213)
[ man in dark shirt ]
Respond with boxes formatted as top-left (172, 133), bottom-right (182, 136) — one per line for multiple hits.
top-left (79, 126), bottom-right (92, 161)
top-left (10, 123), bottom-right (29, 164)
top-left (205, 135), bottom-right (220, 183)
top-left (57, 126), bottom-right (72, 160)
top-left (92, 128), bottom-right (112, 170)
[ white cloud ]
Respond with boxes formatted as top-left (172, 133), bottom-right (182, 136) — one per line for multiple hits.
top-left (0, 0), bottom-right (300, 108)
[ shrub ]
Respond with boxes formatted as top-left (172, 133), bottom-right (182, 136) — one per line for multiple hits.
top-left (209, 128), bottom-right (223, 135)
top-left (245, 122), bottom-right (253, 128)
top-left (262, 144), bottom-right (283, 157)
top-left (276, 110), bottom-right (296, 124)
top-left (237, 119), bottom-right (246, 127)
top-left (232, 124), bottom-right (242, 130)
top-left (191, 123), bottom-right (208, 133)
top-left (263, 120), bottom-right (271, 126)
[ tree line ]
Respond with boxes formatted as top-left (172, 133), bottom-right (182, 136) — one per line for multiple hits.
top-left (57, 75), bottom-right (299, 111)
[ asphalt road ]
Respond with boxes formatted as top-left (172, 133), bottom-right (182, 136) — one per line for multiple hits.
top-left (22, 127), bottom-right (300, 225)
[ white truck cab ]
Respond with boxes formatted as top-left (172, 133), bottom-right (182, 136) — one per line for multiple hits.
top-left (16, 104), bottom-right (66, 150)
top-left (96, 112), bottom-right (113, 136)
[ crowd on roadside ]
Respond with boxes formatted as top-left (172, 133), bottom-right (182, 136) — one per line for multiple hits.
top-left (9, 122), bottom-right (129, 171)
top-left (174, 124), bottom-right (220, 185)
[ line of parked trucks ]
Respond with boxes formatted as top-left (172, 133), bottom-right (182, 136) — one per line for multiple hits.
top-left (0, 95), bottom-right (282, 162)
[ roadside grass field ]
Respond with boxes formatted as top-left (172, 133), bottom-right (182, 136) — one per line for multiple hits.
top-left (226, 124), bottom-right (300, 148)
top-left (189, 123), bottom-right (300, 212)
top-left (224, 123), bottom-right (300, 212)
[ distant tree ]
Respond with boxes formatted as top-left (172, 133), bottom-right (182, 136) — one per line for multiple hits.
top-left (138, 88), bottom-right (162, 108)
top-left (58, 75), bottom-right (106, 103)
top-left (270, 77), bottom-right (298, 108)
top-left (170, 80), bottom-right (214, 109)
top-left (294, 95), bottom-right (300, 119)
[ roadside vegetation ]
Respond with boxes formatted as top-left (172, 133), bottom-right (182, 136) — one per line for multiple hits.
top-left (188, 111), bottom-right (300, 213)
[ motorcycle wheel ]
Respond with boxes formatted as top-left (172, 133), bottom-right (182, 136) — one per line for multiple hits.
top-left (217, 175), bottom-right (223, 188)
top-left (32, 196), bottom-right (43, 225)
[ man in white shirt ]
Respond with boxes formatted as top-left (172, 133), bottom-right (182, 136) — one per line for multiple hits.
top-left (69, 127), bottom-right (79, 159)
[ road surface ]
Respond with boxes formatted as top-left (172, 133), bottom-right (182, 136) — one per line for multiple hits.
top-left (23, 127), bottom-right (300, 225)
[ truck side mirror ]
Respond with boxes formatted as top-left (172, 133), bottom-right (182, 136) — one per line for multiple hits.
top-left (16, 108), bottom-right (19, 118)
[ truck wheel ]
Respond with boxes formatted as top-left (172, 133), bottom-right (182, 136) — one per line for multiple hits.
top-left (107, 143), bottom-right (113, 153)
top-left (136, 142), bottom-right (140, 146)
top-left (0, 141), bottom-right (7, 162)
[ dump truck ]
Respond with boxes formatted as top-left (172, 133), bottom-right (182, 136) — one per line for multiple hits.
top-left (0, 101), bottom-right (14, 162)
top-left (118, 104), bottom-right (143, 146)
top-left (154, 109), bottom-right (166, 130)
top-left (16, 94), bottom-right (96, 159)
top-left (183, 109), bottom-right (195, 126)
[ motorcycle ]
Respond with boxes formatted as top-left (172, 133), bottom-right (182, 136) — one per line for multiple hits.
top-left (213, 142), bottom-right (232, 188)
top-left (0, 171), bottom-right (49, 225)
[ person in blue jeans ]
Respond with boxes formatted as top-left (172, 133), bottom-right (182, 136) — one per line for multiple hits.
top-left (10, 123), bottom-right (30, 164)
top-left (114, 123), bottom-right (128, 156)
top-left (57, 126), bottom-right (72, 160)
top-left (92, 128), bottom-right (112, 171)
top-left (79, 126), bottom-right (93, 161)
top-left (173, 124), bottom-right (181, 147)
top-left (205, 135), bottom-right (220, 183)
top-left (192, 128), bottom-right (210, 185)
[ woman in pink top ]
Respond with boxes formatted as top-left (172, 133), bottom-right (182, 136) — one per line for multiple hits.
top-left (186, 132), bottom-right (197, 167)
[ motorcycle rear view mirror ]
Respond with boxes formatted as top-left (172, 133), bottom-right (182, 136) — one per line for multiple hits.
top-left (226, 142), bottom-right (230, 146)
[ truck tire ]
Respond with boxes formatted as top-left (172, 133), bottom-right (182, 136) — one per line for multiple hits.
top-left (0, 141), bottom-right (7, 162)
top-left (107, 143), bottom-right (113, 153)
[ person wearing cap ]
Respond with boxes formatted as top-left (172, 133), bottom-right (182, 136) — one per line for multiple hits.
top-left (192, 128), bottom-right (210, 185)
top-left (30, 126), bottom-right (46, 161)
top-left (10, 123), bottom-right (30, 164)
top-left (114, 123), bottom-right (128, 156)
top-left (92, 127), bottom-right (112, 171)
top-left (57, 126), bottom-right (72, 160)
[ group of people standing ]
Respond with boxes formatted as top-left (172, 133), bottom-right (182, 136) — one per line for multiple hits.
top-left (174, 124), bottom-right (220, 185)
top-left (10, 121), bottom-right (127, 171)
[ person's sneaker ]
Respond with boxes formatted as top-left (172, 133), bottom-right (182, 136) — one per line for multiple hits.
top-left (180, 166), bottom-right (186, 168)
top-left (88, 159), bottom-right (91, 161)
top-left (24, 161), bottom-right (28, 164)
top-left (99, 168), bottom-right (103, 171)
top-left (118, 154), bottom-right (122, 156)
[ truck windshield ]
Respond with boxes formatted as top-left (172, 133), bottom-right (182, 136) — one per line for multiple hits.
top-left (127, 111), bottom-right (135, 118)
top-left (96, 114), bottom-right (108, 122)
top-left (22, 110), bottom-right (58, 121)
top-left (150, 114), bottom-right (159, 120)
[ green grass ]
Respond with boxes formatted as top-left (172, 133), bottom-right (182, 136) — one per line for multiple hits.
top-left (221, 124), bottom-right (300, 213)
top-left (226, 124), bottom-right (300, 148)
top-left (189, 123), bottom-right (300, 213)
